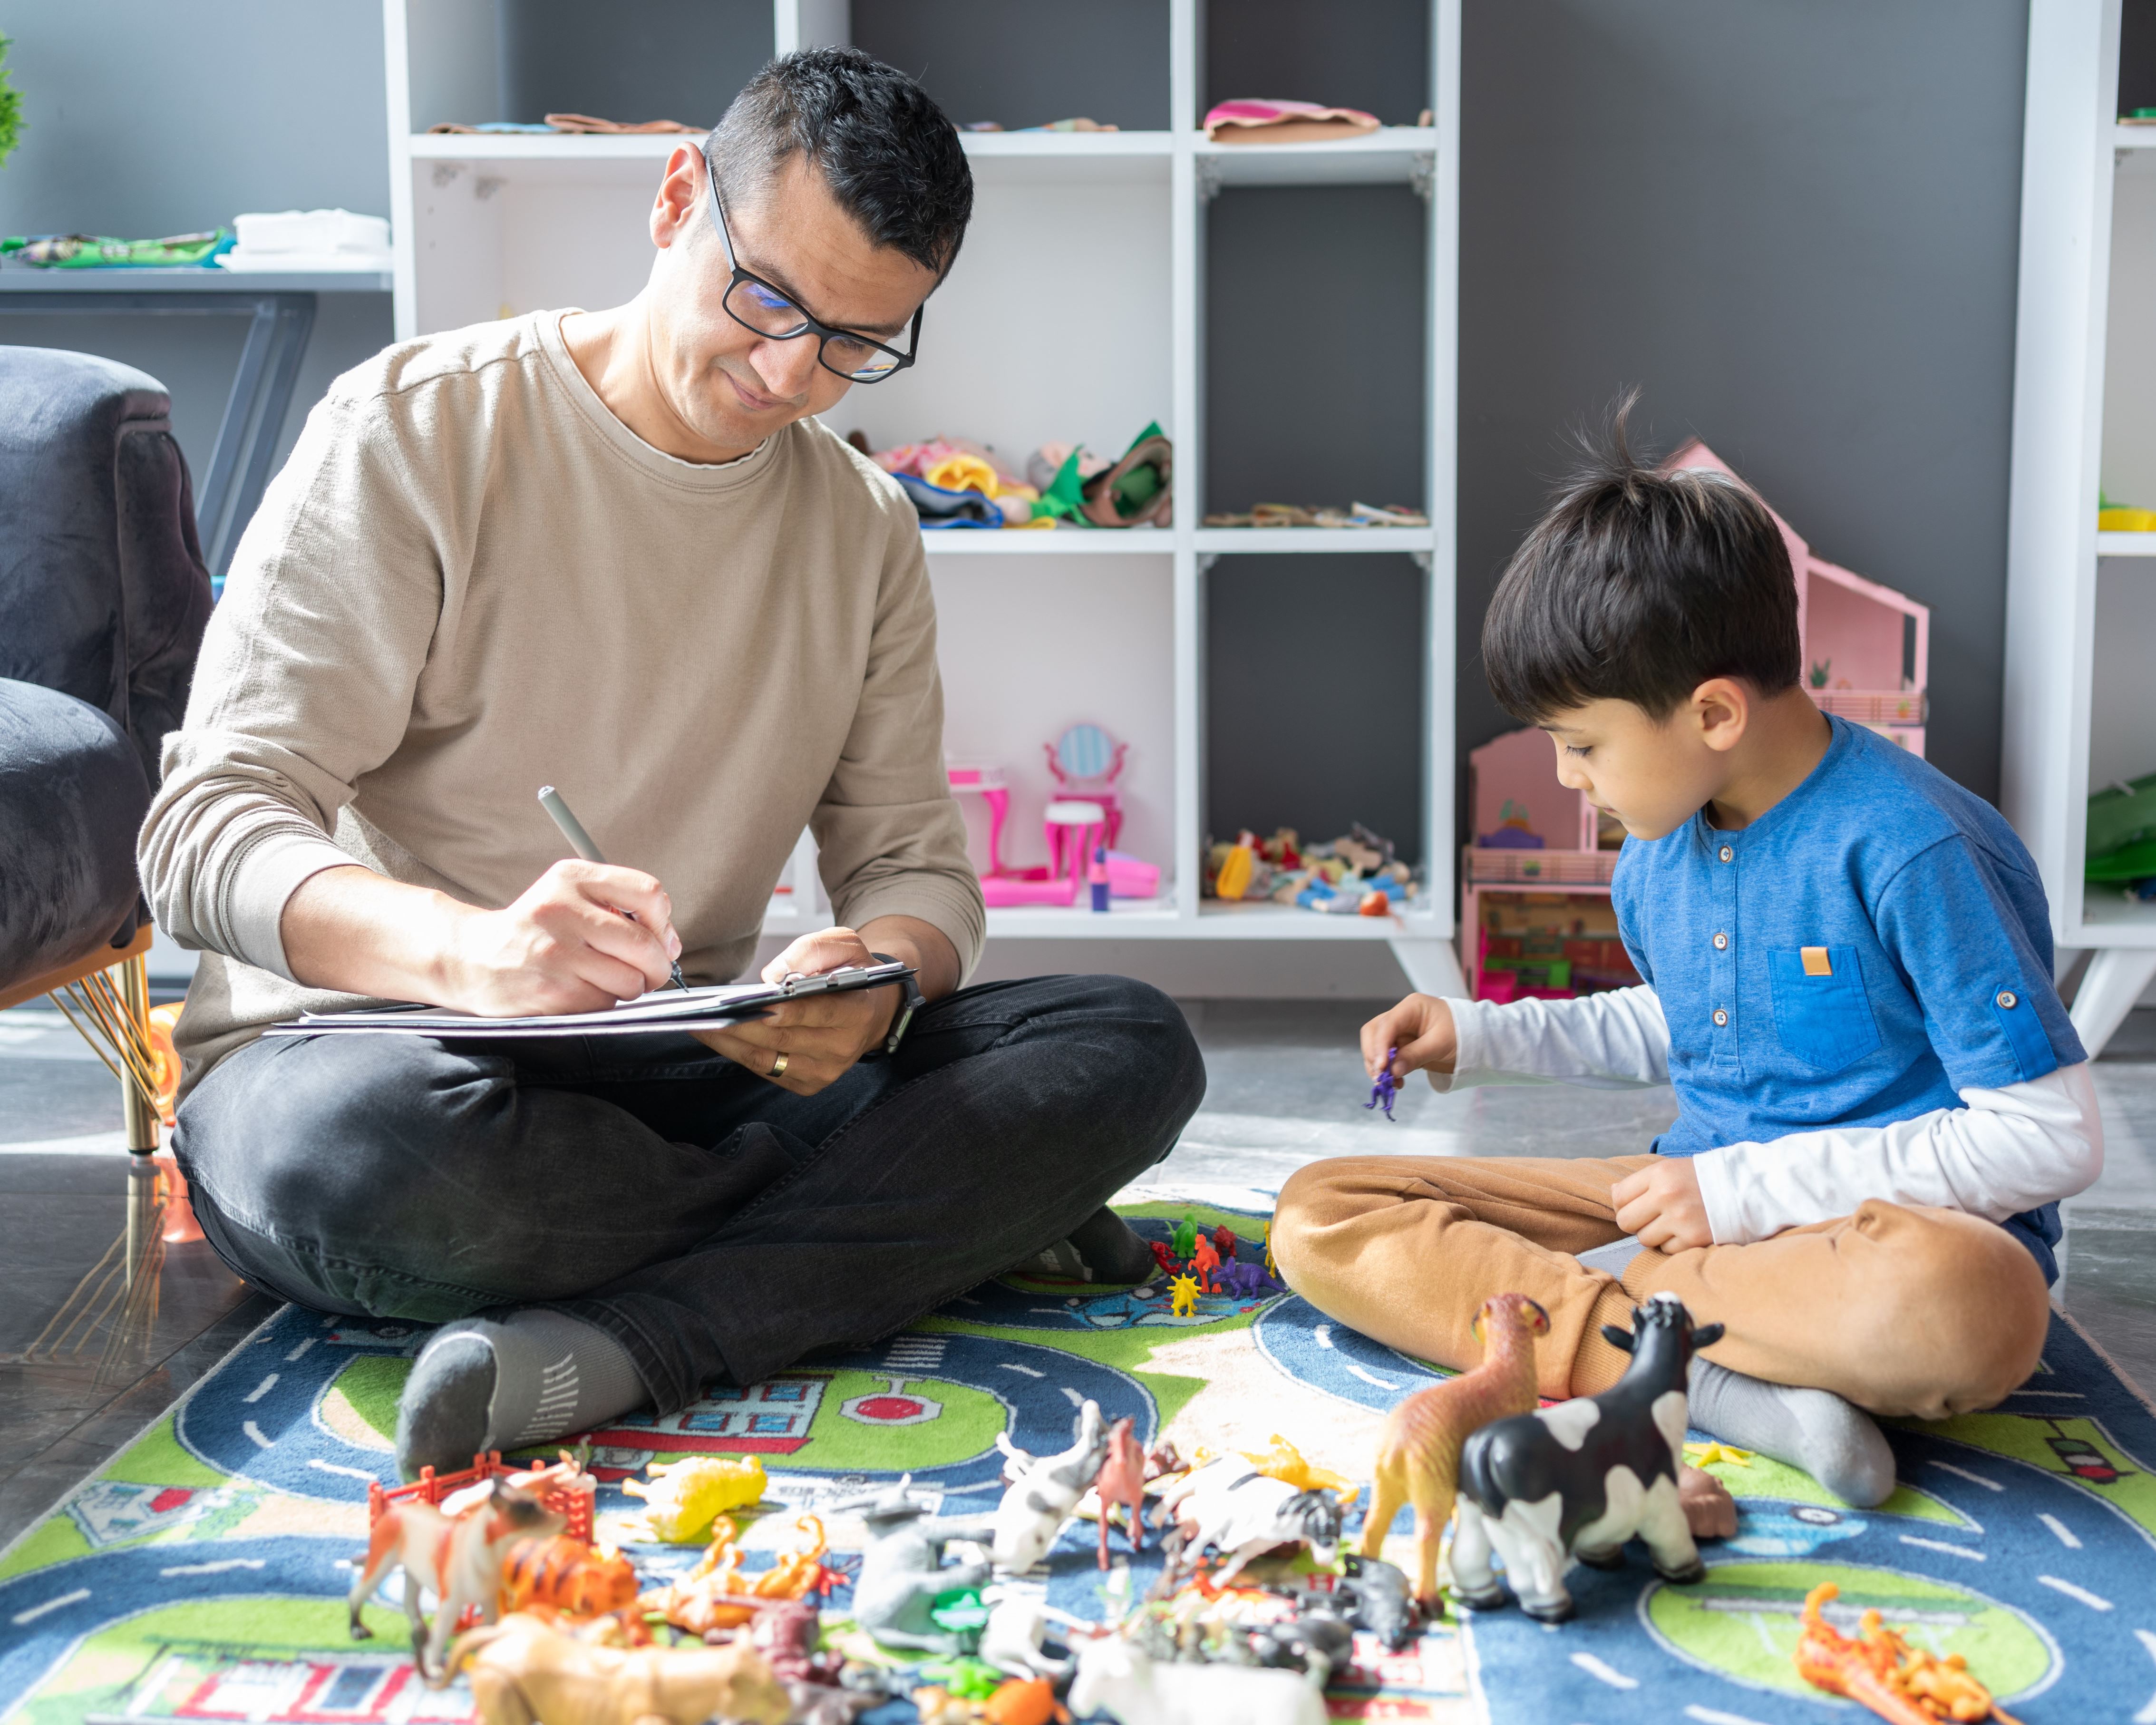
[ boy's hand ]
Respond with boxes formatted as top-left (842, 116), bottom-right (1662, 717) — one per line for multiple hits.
top-left (1362, 994), bottom-right (1457, 1082)
top-left (1611, 1158), bottom-right (1712, 1252)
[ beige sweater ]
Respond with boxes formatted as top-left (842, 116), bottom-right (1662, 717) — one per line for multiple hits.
top-left (141, 313), bottom-right (983, 1089)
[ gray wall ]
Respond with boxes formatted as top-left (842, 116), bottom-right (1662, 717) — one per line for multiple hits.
top-left (1457, 0), bottom-right (2030, 805)
top-left (0, 0), bottom-right (394, 483)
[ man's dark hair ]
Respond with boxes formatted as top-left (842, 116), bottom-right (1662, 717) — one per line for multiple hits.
top-left (1482, 395), bottom-right (1800, 722)
top-left (706, 48), bottom-right (972, 277)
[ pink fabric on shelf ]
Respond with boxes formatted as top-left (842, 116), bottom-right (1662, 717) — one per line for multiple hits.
top-left (1203, 98), bottom-right (1382, 143)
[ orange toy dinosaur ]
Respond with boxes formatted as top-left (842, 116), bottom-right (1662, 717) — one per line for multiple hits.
top-left (1795, 1582), bottom-right (2023, 1725)
top-left (1360, 1291), bottom-right (1549, 1606)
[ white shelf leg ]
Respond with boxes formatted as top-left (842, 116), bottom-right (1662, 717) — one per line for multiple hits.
top-left (2069, 945), bottom-right (2156, 1057)
top-left (1388, 935), bottom-right (1466, 997)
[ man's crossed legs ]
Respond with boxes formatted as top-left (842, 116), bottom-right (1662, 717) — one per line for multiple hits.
top-left (1273, 1153), bottom-right (2053, 1504)
top-left (175, 975), bottom-right (1205, 1474)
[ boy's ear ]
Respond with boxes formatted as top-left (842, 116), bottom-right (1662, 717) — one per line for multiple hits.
top-left (1600, 1324), bottom-right (1635, 1353)
top-left (1690, 677), bottom-right (1751, 755)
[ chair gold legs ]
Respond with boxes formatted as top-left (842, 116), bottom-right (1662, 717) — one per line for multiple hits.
top-left (49, 947), bottom-right (163, 1156)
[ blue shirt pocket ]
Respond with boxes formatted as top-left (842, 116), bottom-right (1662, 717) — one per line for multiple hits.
top-left (1767, 945), bottom-right (1882, 1073)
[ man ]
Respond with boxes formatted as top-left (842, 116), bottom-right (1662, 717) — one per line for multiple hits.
top-left (140, 49), bottom-right (1204, 1477)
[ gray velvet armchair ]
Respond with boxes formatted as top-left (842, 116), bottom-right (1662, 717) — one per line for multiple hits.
top-left (0, 346), bottom-right (214, 1151)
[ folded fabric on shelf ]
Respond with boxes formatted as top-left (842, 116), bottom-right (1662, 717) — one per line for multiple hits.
top-left (1203, 98), bottom-right (1382, 144)
top-left (426, 115), bottom-right (705, 135)
top-left (1200, 500), bottom-right (1429, 528)
top-left (891, 470), bottom-right (1003, 529)
top-left (960, 118), bottom-right (1120, 133)
top-left (218, 209), bottom-right (392, 273)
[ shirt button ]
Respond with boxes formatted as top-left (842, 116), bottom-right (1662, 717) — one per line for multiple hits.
top-left (1713, 1008), bottom-right (1729, 1026)
top-left (1713, 932), bottom-right (1729, 950)
top-left (1997, 989), bottom-right (2018, 1009)
top-left (1719, 845), bottom-right (1734, 863)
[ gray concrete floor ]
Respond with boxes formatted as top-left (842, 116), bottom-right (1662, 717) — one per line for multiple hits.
top-left (2, 995), bottom-right (2150, 1550)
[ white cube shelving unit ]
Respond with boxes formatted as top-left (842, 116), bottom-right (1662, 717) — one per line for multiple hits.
top-left (381, 0), bottom-right (1465, 993)
top-left (2003, 0), bottom-right (2156, 1053)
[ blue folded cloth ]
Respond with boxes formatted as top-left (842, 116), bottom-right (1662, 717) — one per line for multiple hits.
top-left (892, 470), bottom-right (1003, 529)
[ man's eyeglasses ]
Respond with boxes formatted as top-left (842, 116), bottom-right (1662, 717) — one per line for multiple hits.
top-left (703, 151), bottom-right (922, 384)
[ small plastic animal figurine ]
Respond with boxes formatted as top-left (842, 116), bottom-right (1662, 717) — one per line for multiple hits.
top-left (1212, 1224), bottom-right (1237, 1260)
top-left (1150, 1240), bottom-right (1177, 1276)
top-left (349, 1479), bottom-right (564, 1678)
top-left (991, 1399), bottom-right (1110, 1573)
top-left (1361, 1291), bottom-right (1549, 1606)
top-left (984, 1676), bottom-right (1070, 1725)
top-left (978, 1589), bottom-right (1077, 1679)
top-left (1796, 1582), bottom-right (2024, 1724)
top-left (1158, 1455), bottom-right (1343, 1587)
top-left (498, 1535), bottom-right (639, 1618)
top-left (1096, 1415), bottom-right (1149, 1568)
top-left (1679, 1464), bottom-right (1738, 1539)
top-left (1069, 1637), bottom-right (1326, 1725)
top-left (1366, 1047), bottom-right (1400, 1120)
top-left (641, 1515), bottom-right (829, 1635)
top-left (1241, 1433), bottom-right (1353, 1499)
top-left (446, 1611), bottom-right (790, 1725)
top-left (1189, 1233), bottom-right (1222, 1292)
top-left (1450, 1292), bottom-right (1724, 1622)
top-left (1169, 1273), bottom-right (1201, 1317)
top-left (621, 1453), bottom-right (767, 1542)
top-left (1301, 1553), bottom-right (1420, 1652)
top-left (1170, 1213), bottom-right (1200, 1260)
top-left (835, 1475), bottom-right (997, 1653)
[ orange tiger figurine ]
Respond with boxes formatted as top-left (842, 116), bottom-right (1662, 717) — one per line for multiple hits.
top-left (500, 1536), bottom-right (640, 1618)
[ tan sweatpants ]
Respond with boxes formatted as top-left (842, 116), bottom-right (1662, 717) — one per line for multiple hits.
top-left (1272, 1155), bottom-right (2052, 1420)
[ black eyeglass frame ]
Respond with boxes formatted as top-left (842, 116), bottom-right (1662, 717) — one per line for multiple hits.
top-left (702, 150), bottom-right (923, 384)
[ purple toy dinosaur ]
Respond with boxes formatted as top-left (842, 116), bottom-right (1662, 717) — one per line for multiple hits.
top-left (1366, 1046), bottom-right (1399, 1121)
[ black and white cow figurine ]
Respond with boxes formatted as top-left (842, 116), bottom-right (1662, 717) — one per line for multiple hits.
top-left (1449, 1292), bottom-right (1724, 1622)
top-left (1158, 1455), bottom-right (1343, 1587)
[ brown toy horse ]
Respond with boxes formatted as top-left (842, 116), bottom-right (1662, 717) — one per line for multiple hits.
top-left (350, 1480), bottom-right (563, 1678)
top-left (1095, 1416), bottom-right (1147, 1568)
top-left (1361, 1292), bottom-right (1549, 1607)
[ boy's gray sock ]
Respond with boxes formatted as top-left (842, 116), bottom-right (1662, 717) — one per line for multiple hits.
top-left (394, 1308), bottom-right (646, 1480)
top-left (1576, 1235), bottom-right (1646, 1278)
top-left (1685, 1356), bottom-right (1896, 1508)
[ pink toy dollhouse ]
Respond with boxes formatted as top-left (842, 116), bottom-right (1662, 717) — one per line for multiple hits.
top-left (1461, 443), bottom-right (1931, 1001)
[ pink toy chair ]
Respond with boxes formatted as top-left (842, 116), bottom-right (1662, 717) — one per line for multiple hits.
top-left (1043, 723), bottom-right (1127, 876)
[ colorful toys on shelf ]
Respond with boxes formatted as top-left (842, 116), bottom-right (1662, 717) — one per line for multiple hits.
top-left (620, 1453), bottom-right (767, 1543)
top-left (957, 727), bottom-right (1160, 910)
top-left (991, 1400), bottom-right (1111, 1574)
top-left (1202, 822), bottom-right (1420, 914)
top-left (447, 1612), bottom-right (790, 1725)
top-left (349, 1479), bottom-right (565, 1678)
top-left (1069, 1637), bottom-right (1327, 1725)
top-left (1449, 1294), bottom-right (1723, 1623)
top-left (1360, 1292), bottom-right (1549, 1607)
top-left (1794, 1582), bottom-right (2023, 1725)
top-left (1157, 1455), bottom-right (1344, 1589)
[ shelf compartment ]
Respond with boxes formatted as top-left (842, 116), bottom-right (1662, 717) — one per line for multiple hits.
top-left (2099, 531), bottom-right (2156, 556)
top-left (1194, 128), bottom-right (1437, 188)
top-left (922, 530), bottom-right (1175, 555)
top-left (1194, 526), bottom-right (1432, 555)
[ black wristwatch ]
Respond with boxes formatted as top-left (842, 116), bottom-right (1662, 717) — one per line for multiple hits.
top-left (867, 953), bottom-right (923, 1057)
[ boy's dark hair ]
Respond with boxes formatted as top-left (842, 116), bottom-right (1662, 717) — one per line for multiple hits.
top-left (1482, 396), bottom-right (1800, 722)
top-left (707, 48), bottom-right (973, 277)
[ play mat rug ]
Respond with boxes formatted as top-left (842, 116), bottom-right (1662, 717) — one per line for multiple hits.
top-left (5, 1188), bottom-right (2156, 1725)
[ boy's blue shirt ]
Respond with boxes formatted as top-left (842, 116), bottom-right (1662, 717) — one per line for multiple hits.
top-left (1610, 715), bottom-right (2084, 1281)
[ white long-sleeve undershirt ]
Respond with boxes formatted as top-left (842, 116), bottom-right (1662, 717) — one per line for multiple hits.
top-left (1435, 986), bottom-right (2103, 1246)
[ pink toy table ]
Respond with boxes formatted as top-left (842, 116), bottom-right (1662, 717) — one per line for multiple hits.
top-left (947, 762), bottom-right (1012, 877)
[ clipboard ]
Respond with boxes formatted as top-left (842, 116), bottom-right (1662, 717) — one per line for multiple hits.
top-left (264, 960), bottom-right (913, 1039)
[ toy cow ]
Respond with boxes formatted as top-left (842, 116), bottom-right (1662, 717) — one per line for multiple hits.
top-left (1069, 1637), bottom-right (1326, 1725)
top-left (350, 1480), bottom-right (563, 1678)
top-left (1157, 1455), bottom-right (1342, 1587)
top-left (991, 1398), bottom-right (1110, 1574)
top-left (1361, 1291), bottom-right (1548, 1606)
top-left (1450, 1292), bottom-right (1724, 1622)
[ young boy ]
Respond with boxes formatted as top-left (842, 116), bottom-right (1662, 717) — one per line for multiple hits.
top-left (1272, 425), bottom-right (2101, 1507)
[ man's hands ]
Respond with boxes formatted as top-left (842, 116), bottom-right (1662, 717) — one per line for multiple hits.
top-left (690, 926), bottom-right (898, 1095)
top-left (1611, 1157), bottom-right (1712, 1252)
top-left (1360, 993), bottom-right (1458, 1083)
top-left (281, 861), bottom-right (681, 1016)
top-left (691, 915), bottom-right (958, 1097)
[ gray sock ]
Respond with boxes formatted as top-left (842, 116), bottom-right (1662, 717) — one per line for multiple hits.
top-left (1686, 1356), bottom-right (1896, 1508)
top-left (1576, 1235), bottom-right (1646, 1278)
top-left (394, 1308), bottom-right (646, 1479)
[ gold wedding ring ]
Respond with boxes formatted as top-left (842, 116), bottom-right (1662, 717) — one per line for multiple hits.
top-left (768, 1052), bottom-right (789, 1078)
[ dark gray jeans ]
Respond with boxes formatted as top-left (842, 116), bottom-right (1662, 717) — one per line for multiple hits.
top-left (173, 974), bottom-right (1205, 1412)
